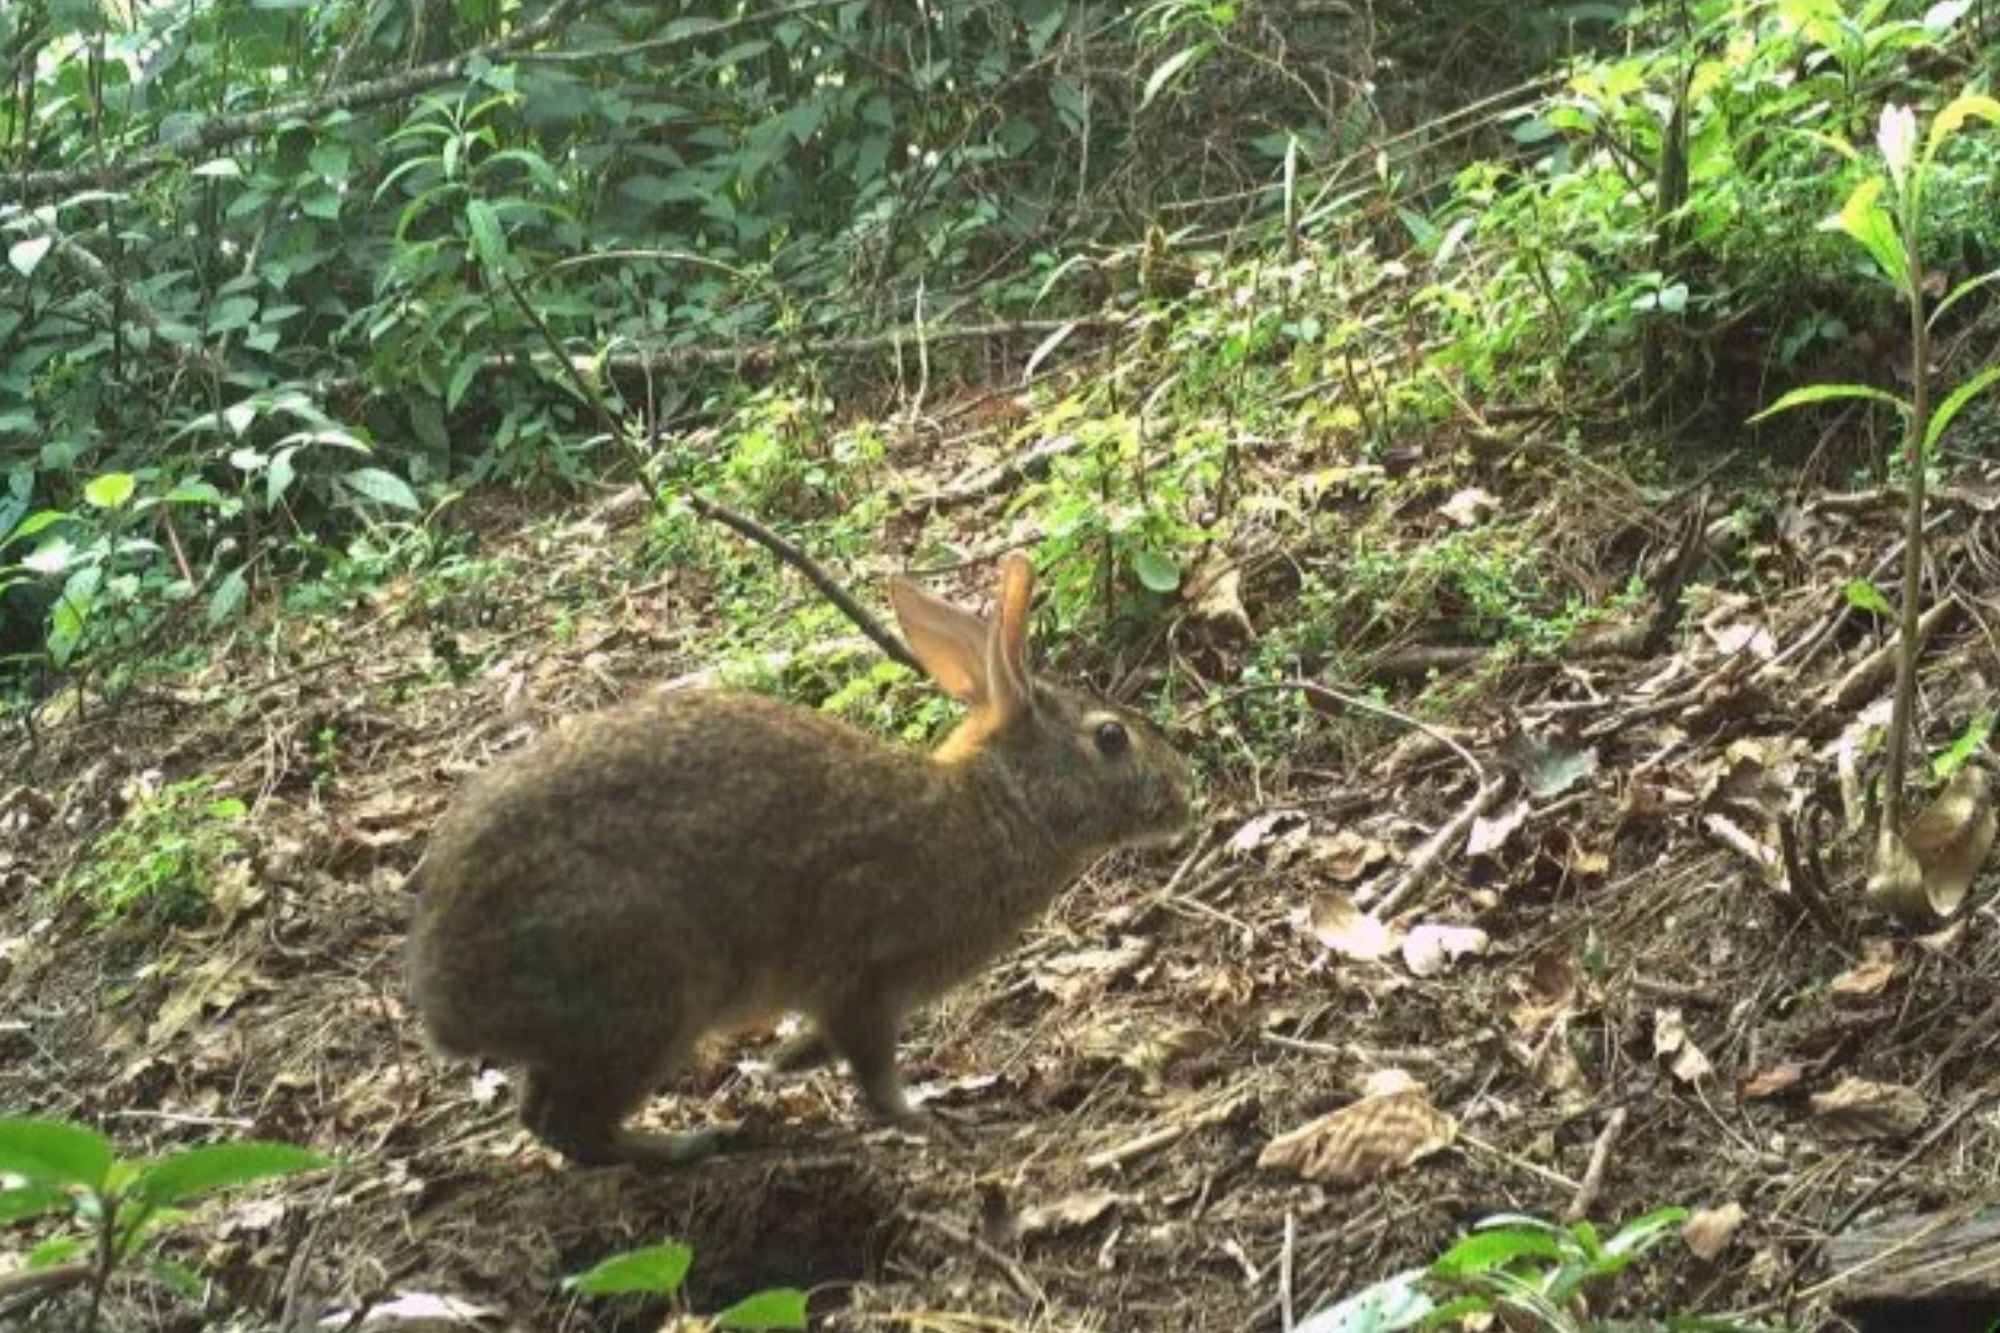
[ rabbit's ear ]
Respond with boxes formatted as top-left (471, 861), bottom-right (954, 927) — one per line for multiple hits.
top-left (890, 576), bottom-right (991, 706)
top-left (985, 553), bottom-right (1035, 726)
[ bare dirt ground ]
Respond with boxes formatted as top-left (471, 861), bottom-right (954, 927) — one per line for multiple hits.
top-left (7, 429), bottom-right (2000, 1333)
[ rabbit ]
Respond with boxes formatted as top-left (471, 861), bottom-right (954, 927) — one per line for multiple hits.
top-left (405, 553), bottom-right (1193, 1167)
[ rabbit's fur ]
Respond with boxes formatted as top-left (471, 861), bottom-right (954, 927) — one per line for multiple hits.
top-left (406, 555), bottom-right (1191, 1166)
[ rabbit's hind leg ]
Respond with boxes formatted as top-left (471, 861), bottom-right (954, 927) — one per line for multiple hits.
top-left (521, 1047), bottom-right (726, 1169)
top-left (820, 998), bottom-right (915, 1124)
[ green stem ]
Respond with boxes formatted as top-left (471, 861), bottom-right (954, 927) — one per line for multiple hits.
top-left (1880, 184), bottom-right (1931, 838)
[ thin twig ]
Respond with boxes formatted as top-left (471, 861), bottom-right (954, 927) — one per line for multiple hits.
top-left (1563, 1107), bottom-right (1628, 1223)
top-left (903, 1210), bottom-right (1045, 1309)
top-left (684, 493), bottom-right (920, 672)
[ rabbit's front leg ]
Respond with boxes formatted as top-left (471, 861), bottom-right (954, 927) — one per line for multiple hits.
top-left (823, 997), bottom-right (915, 1122)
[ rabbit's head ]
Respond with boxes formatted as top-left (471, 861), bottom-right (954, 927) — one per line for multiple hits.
top-left (892, 554), bottom-right (1193, 856)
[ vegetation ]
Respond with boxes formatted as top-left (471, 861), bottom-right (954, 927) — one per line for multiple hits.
top-left (0, 1116), bottom-right (325, 1332)
top-left (5, 0), bottom-right (2000, 1328)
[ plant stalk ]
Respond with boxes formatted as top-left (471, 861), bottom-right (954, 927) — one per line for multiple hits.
top-left (1880, 189), bottom-right (1932, 838)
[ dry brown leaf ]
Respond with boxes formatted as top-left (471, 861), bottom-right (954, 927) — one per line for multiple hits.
top-left (1466, 800), bottom-right (1530, 858)
top-left (1257, 1086), bottom-right (1457, 1185)
top-left (148, 952), bottom-right (264, 1045)
top-left (1653, 1008), bottom-right (1714, 1085)
top-left (1311, 828), bottom-right (1392, 882)
top-left (1867, 765), bottom-right (1996, 921)
top-left (1810, 1077), bottom-right (1928, 1141)
top-left (1440, 487), bottom-right (1499, 527)
top-left (1682, 1202), bottom-right (1746, 1261)
top-left (1229, 809), bottom-right (1313, 864)
top-left (1915, 918), bottom-right (1968, 955)
top-left (1739, 1062), bottom-right (1807, 1101)
top-left (1306, 893), bottom-right (1398, 961)
top-left (1830, 939), bottom-right (1899, 1003)
top-left (1033, 936), bottom-right (1153, 1003)
top-left (1401, 924), bottom-right (1489, 978)
top-left (1019, 1190), bottom-right (1125, 1239)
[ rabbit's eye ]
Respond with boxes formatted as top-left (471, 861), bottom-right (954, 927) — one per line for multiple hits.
top-left (1094, 720), bottom-right (1130, 757)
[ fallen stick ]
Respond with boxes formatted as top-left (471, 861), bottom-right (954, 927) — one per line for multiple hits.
top-left (1562, 1107), bottom-right (1629, 1223)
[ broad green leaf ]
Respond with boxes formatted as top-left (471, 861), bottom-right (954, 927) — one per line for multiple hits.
top-left (1923, 365), bottom-right (2000, 453)
top-left (8, 235), bottom-right (53, 278)
top-left (127, 1142), bottom-right (325, 1209)
top-left (712, 1287), bottom-right (809, 1330)
top-left (446, 354), bottom-right (484, 412)
top-left (1430, 1226), bottom-right (1566, 1278)
top-left (1140, 43), bottom-right (1209, 110)
top-left (562, 1242), bottom-right (694, 1296)
top-left (342, 467), bottom-right (421, 513)
top-left (1602, 1205), bottom-right (1690, 1256)
top-left (1925, 91), bottom-right (2000, 160)
top-left (0, 1118), bottom-right (114, 1192)
top-left (207, 566), bottom-right (249, 626)
top-left (1933, 711), bottom-right (1992, 778)
top-left (84, 473), bottom-right (137, 510)
top-left (1825, 177), bottom-right (1906, 290)
top-left (0, 510), bottom-right (68, 550)
top-left (1132, 550), bottom-right (1181, 594)
top-left (0, 1183), bottom-right (72, 1224)
top-left (1842, 579), bottom-right (1893, 616)
top-left (466, 199), bottom-right (507, 271)
top-left (191, 158), bottom-right (242, 179)
top-left (1747, 382), bottom-right (1907, 423)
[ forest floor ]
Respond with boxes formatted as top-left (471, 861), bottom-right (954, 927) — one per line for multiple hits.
top-left (6, 404), bottom-right (2000, 1333)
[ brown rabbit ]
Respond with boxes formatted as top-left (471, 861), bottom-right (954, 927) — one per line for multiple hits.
top-left (405, 554), bottom-right (1192, 1167)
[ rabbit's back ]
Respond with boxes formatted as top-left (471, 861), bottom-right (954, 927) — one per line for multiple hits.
top-left (407, 688), bottom-right (960, 1063)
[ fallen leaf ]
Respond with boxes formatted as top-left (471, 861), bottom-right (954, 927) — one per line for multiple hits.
top-left (1682, 1202), bottom-right (1746, 1261)
top-left (1229, 809), bottom-right (1313, 864)
top-left (1019, 1190), bottom-right (1125, 1239)
top-left (1306, 893), bottom-right (1398, 962)
top-left (1915, 918), bottom-right (1968, 955)
top-left (1901, 764), bottom-right (1995, 918)
top-left (148, 952), bottom-right (264, 1045)
top-left (1810, 1077), bottom-right (1928, 1141)
top-left (1739, 1063), bottom-right (1807, 1101)
top-left (1440, 487), bottom-right (1499, 527)
top-left (1185, 554), bottom-right (1254, 642)
top-left (1401, 924), bottom-right (1489, 978)
top-left (1830, 939), bottom-right (1899, 1003)
top-left (1501, 734), bottom-right (1600, 799)
top-left (1705, 621), bottom-right (1778, 659)
top-left (1652, 1008), bottom-right (1713, 1085)
top-left (1311, 828), bottom-right (1391, 882)
top-left (1466, 800), bottom-right (1530, 857)
top-left (1033, 936), bottom-right (1153, 1003)
top-left (1257, 1085), bottom-right (1457, 1185)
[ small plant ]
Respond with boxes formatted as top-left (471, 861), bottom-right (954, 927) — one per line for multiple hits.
top-left (563, 1239), bottom-right (807, 1331)
top-left (1749, 86), bottom-right (2000, 919)
top-left (0, 1116), bottom-right (325, 1332)
top-left (63, 776), bottom-right (250, 927)
top-left (1294, 1207), bottom-right (1700, 1332)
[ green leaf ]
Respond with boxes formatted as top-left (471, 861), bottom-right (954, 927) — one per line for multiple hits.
top-left (83, 473), bottom-right (136, 510)
top-left (1747, 382), bottom-right (1908, 424)
top-left (341, 468), bottom-right (421, 513)
top-left (1293, 1270), bottom-right (1435, 1332)
top-left (0, 1183), bottom-right (73, 1224)
top-left (1430, 1226), bottom-right (1566, 1278)
top-left (1601, 1205), bottom-right (1690, 1256)
top-left (465, 199), bottom-right (507, 271)
top-left (446, 354), bottom-right (485, 412)
top-left (0, 1117), bottom-right (114, 1192)
top-left (563, 1242), bottom-right (694, 1296)
top-left (0, 509), bottom-right (68, 551)
top-left (1825, 177), bottom-right (1907, 290)
top-left (1923, 365), bottom-right (2000, 454)
top-left (1933, 711), bottom-right (1992, 778)
top-left (712, 1287), bottom-right (809, 1330)
top-left (27, 1234), bottom-right (89, 1269)
top-left (1140, 43), bottom-right (1209, 110)
top-left (1132, 550), bottom-right (1182, 594)
top-left (1843, 579), bottom-right (1893, 616)
top-left (1924, 90), bottom-right (2000, 162)
top-left (127, 1142), bottom-right (325, 1209)
top-left (207, 566), bottom-right (249, 626)
top-left (149, 1257), bottom-right (206, 1300)
top-left (1929, 266), bottom-right (2000, 328)
top-left (8, 235), bottom-right (53, 278)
